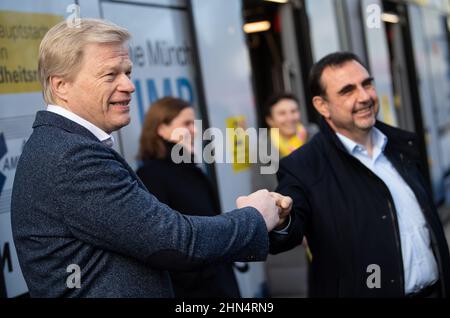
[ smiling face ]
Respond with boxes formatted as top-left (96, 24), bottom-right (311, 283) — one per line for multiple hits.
top-left (158, 107), bottom-right (196, 153)
top-left (266, 98), bottom-right (301, 138)
top-left (63, 42), bottom-right (135, 133)
top-left (312, 60), bottom-right (379, 142)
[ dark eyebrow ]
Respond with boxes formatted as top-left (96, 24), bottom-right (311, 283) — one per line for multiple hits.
top-left (337, 84), bottom-right (356, 95)
top-left (337, 77), bottom-right (375, 95)
top-left (362, 77), bottom-right (375, 85)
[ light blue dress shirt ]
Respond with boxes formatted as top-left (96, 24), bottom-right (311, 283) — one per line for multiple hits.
top-left (336, 128), bottom-right (438, 294)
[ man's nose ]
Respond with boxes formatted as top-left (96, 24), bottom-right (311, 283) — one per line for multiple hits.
top-left (118, 75), bottom-right (135, 93)
top-left (356, 86), bottom-right (371, 102)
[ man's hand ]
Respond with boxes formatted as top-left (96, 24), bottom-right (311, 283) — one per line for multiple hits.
top-left (236, 189), bottom-right (280, 231)
top-left (269, 192), bottom-right (293, 230)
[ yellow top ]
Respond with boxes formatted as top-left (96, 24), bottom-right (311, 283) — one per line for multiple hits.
top-left (270, 124), bottom-right (308, 158)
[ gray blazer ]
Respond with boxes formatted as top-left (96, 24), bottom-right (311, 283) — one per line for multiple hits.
top-left (11, 111), bottom-right (268, 298)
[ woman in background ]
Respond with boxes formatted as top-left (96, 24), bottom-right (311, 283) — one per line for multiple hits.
top-left (265, 93), bottom-right (317, 159)
top-left (136, 97), bottom-right (241, 298)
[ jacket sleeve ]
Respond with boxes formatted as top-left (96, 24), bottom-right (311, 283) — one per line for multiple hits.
top-left (55, 143), bottom-right (269, 271)
top-left (136, 165), bottom-right (171, 205)
top-left (269, 157), bottom-right (311, 254)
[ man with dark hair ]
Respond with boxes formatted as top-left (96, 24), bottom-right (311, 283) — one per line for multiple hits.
top-left (270, 51), bottom-right (450, 297)
top-left (307, 52), bottom-right (365, 98)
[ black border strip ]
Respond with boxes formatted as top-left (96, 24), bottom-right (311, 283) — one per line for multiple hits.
top-left (0, 267), bottom-right (6, 298)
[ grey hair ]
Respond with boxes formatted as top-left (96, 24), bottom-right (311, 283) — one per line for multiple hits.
top-left (38, 18), bottom-right (131, 104)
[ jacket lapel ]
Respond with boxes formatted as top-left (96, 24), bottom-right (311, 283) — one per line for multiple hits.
top-left (33, 110), bottom-right (100, 144)
top-left (33, 110), bottom-right (148, 190)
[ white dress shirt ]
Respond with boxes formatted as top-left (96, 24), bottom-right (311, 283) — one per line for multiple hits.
top-left (47, 105), bottom-right (114, 148)
top-left (336, 128), bottom-right (439, 294)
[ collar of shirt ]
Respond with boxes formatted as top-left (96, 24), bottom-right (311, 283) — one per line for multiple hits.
top-left (46, 105), bottom-right (115, 148)
top-left (336, 127), bottom-right (388, 162)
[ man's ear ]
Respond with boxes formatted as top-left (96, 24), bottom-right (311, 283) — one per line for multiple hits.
top-left (49, 75), bottom-right (70, 103)
top-left (312, 96), bottom-right (330, 119)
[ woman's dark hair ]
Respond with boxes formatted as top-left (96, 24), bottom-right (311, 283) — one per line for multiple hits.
top-left (138, 96), bottom-right (190, 160)
top-left (263, 92), bottom-right (300, 118)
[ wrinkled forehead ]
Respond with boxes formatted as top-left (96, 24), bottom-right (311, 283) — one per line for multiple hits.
top-left (83, 42), bottom-right (132, 69)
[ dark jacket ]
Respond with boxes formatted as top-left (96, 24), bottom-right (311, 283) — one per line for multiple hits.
top-left (136, 143), bottom-right (241, 297)
top-left (11, 111), bottom-right (268, 298)
top-left (270, 118), bottom-right (450, 297)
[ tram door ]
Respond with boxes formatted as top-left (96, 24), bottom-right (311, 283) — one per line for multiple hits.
top-left (382, 1), bottom-right (416, 132)
top-left (379, 0), bottom-right (433, 200)
top-left (361, 0), bottom-right (448, 205)
top-left (374, 0), bottom-right (450, 206)
top-left (406, 3), bottom-right (450, 206)
top-left (243, 0), bottom-right (312, 297)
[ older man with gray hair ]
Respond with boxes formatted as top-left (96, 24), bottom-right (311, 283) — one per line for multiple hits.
top-left (11, 18), bottom-right (292, 298)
